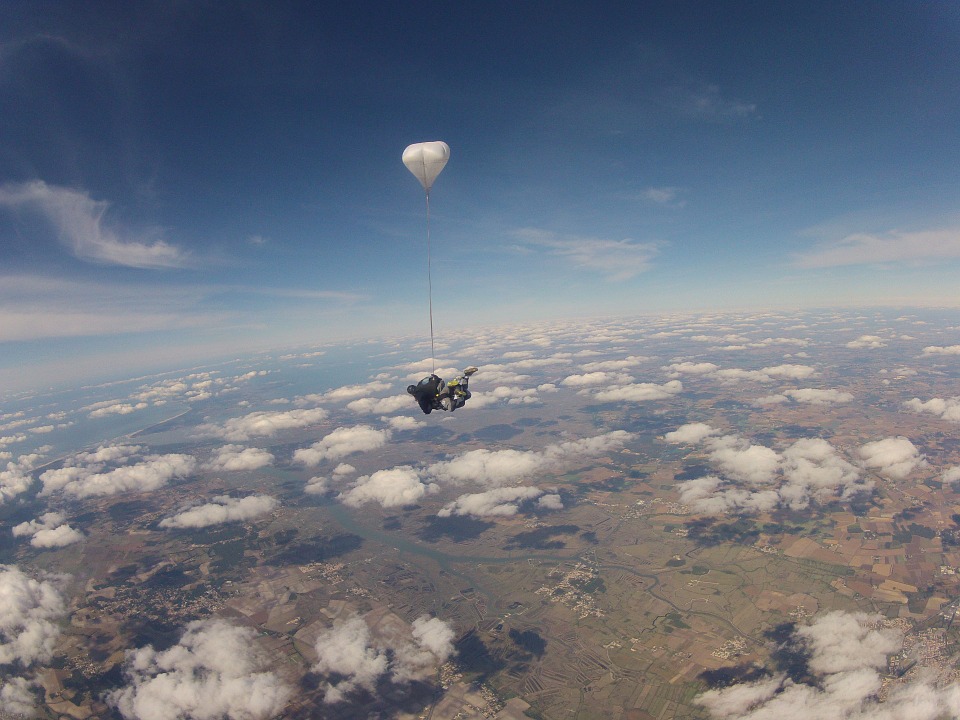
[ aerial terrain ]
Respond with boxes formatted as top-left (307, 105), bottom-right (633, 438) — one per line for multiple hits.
top-left (2, 308), bottom-right (960, 719)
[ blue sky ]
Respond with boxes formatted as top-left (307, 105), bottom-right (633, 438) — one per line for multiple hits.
top-left (1, 1), bottom-right (959, 392)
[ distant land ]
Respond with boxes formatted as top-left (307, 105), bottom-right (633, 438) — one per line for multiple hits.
top-left (2, 308), bottom-right (960, 719)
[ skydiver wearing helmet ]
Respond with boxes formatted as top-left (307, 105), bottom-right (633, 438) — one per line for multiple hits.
top-left (407, 367), bottom-right (478, 414)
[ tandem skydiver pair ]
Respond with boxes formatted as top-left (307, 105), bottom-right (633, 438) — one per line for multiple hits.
top-left (407, 367), bottom-right (478, 414)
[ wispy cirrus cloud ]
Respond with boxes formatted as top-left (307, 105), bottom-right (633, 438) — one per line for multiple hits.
top-left (670, 83), bottom-right (757, 120)
top-left (794, 227), bottom-right (960, 268)
top-left (0, 274), bottom-right (361, 343)
top-left (0, 274), bottom-right (221, 342)
top-left (0, 181), bottom-right (188, 269)
top-left (512, 228), bottom-right (659, 281)
top-left (641, 186), bottom-right (686, 207)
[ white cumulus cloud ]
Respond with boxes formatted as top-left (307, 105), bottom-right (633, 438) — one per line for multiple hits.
top-left (761, 364), bottom-right (817, 380)
top-left (0, 565), bottom-right (70, 717)
top-left (922, 345), bottom-right (960, 355)
top-left (467, 385), bottom-right (542, 408)
top-left (304, 476), bottom-right (329, 495)
top-left (678, 475), bottom-right (780, 514)
top-left (943, 467), bottom-right (960, 485)
top-left (537, 493), bottom-right (564, 510)
top-left (859, 437), bottom-right (927, 480)
top-left (339, 467), bottom-right (437, 508)
top-left (89, 402), bottom-right (149, 418)
top-left (204, 445), bottom-right (275, 472)
top-left (904, 396), bottom-right (960, 423)
top-left (0, 453), bottom-right (45, 505)
top-left (382, 415), bottom-right (422, 431)
top-left (0, 565), bottom-right (68, 667)
top-left (665, 362), bottom-right (720, 378)
top-left (109, 619), bottom-right (291, 720)
top-left (0, 676), bottom-right (38, 716)
top-left (428, 430), bottom-right (631, 487)
top-left (709, 436), bottom-right (781, 485)
top-left (664, 422), bottom-right (719, 444)
top-left (12, 512), bottom-right (84, 548)
top-left (313, 615), bottom-right (387, 702)
top-left (666, 429), bottom-right (870, 514)
top-left (580, 355), bottom-right (650, 372)
top-left (309, 381), bottom-right (392, 403)
top-left (591, 379), bottom-right (683, 402)
top-left (40, 448), bottom-right (196, 499)
top-left (694, 610), bottom-right (951, 720)
top-left (202, 408), bottom-right (328, 442)
top-left (313, 613), bottom-right (455, 704)
top-left (846, 334), bottom-right (886, 349)
top-left (159, 495), bottom-right (278, 529)
top-left (438, 487), bottom-right (545, 517)
top-left (783, 388), bottom-right (854, 405)
top-left (345, 394), bottom-right (411, 414)
top-left (779, 438), bottom-right (870, 510)
top-left (294, 425), bottom-right (391, 467)
top-left (560, 371), bottom-right (633, 388)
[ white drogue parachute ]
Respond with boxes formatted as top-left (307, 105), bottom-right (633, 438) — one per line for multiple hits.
top-left (402, 141), bottom-right (450, 193)
top-left (402, 141), bottom-right (450, 375)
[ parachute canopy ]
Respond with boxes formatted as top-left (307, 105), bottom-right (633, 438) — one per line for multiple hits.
top-left (402, 141), bottom-right (450, 192)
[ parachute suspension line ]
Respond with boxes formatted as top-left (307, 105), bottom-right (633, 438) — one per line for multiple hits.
top-left (425, 190), bottom-right (436, 374)
top-left (403, 142), bottom-right (448, 376)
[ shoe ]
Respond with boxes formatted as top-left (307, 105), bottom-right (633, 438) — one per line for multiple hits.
top-left (463, 366), bottom-right (478, 376)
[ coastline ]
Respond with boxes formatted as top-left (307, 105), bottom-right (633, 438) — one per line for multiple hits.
top-left (128, 408), bottom-right (193, 438)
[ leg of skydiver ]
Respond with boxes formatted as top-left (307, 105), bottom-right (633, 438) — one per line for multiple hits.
top-left (437, 384), bottom-right (452, 411)
top-left (460, 367), bottom-right (478, 401)
top-left (447, 367), bottom-right (477, 410)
